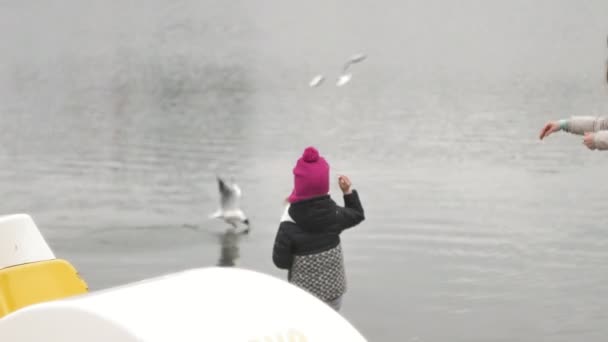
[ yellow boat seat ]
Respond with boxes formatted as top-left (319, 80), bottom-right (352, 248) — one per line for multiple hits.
top-left (0, 259), bottom-right (88, 318)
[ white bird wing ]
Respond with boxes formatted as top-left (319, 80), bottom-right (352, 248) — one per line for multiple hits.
top-left (336, 73), bottom-right (352, 87)
top-left (309, 75), bottom-right (325, 87)
top-left (232, 183), bottom-right (242, 198)
top-left (341, 53), bottom-right (367, 74)
top-left (218, 177), bottom-right (240, 211)
top-left (341, 61), bottom-right (353, 74)
top-left (349, 53), bottom-right (367, 64)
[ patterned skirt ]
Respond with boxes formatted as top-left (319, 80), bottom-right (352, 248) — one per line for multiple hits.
top-left (289, 244), bottom-right (347, 302)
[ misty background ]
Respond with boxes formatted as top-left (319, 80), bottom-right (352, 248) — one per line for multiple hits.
top-left (1, 1), bottom-right (608, 341)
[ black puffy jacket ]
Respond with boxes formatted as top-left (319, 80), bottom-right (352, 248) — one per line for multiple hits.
top-left (272, 190), bottom-right (364, 301)
top-left (272, 190), bottom-right (365, 269)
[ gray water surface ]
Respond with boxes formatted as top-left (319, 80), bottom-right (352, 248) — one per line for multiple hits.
top-left (2, 1), bottom-right (608, 341)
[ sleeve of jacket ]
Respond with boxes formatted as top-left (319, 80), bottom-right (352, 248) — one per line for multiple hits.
top-left (564, 116), bottom-right (608, 135)
top-left (337, 189), bottom-right (365, 230)
top-left (593, 130), bottom-right (608, 150)
top-left (272, 223), bottom-right (293, 269)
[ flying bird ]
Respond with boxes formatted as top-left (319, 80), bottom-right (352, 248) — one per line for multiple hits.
top-left (341, 53), bottom-right (367, 74)
top-left (209, 177), bottom-right (250, 233)
top-left (309, 74), bottom-right (325, 87)
top-left (309, 53), bottom-right (367, 88)
top-left (336, 53), bottom-right (366, 87)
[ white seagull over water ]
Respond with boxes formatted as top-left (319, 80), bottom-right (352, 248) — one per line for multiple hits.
top-left (309, 74), bottom-right (325, 87)
top-left (336, 53), bottom-right (366, 87)
top-left (209, 177), bottom-right (250, 233)
top-left (309, 53), bottom-right (367, 88)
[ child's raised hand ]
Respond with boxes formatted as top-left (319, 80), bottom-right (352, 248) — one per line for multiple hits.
top-left (338, 175), bottom-right (352, 194)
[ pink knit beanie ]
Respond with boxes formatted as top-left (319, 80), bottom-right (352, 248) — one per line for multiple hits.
top-left (287, 146), bottom-right (330, 203)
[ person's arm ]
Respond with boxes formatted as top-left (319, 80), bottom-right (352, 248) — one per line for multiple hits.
top-left (540, 116), bottom-right (608, 151)
top-left (272, 223), bottom-right (293, 269)
top-left (561, 116), bottom-right (608, 135)
top-left (337, 175), bottom-right (365, 230)
top-left (540, 116), bottom-right (608, 139)
top-left (338, 190), bottom-right (365, 230)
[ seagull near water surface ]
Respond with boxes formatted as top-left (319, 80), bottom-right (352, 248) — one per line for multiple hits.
top-left (209, 177), bottom-right (250, 234)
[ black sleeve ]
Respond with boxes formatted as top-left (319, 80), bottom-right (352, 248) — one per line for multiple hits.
top-left (272, 223), bottom-right (293, 269)
top-left (337, 189), bottom-right (365, 230)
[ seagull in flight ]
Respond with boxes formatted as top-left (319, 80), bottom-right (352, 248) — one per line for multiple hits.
top-left (336, 53), bottom-right (366, 87)
top-left (309, 53), bottom-right (367, 88)
top-left (209, 177), bottom-right (250, 233)
top-left (309, 74), bottom-right (325, 87)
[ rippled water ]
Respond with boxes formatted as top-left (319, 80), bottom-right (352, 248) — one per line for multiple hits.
top-left (2, 1), bottom-right (608, 341)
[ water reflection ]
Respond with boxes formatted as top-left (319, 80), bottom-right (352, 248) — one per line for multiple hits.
top-left (216, 228), bottom-right (248, 267)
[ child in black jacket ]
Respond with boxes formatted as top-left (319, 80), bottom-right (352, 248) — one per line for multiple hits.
top-left (272, 146), bottom-right (365, 311)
